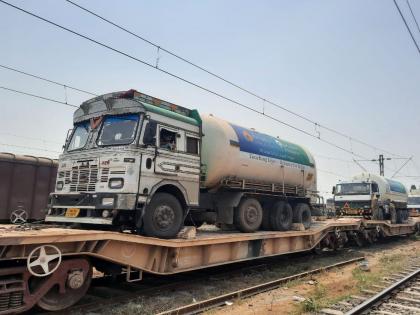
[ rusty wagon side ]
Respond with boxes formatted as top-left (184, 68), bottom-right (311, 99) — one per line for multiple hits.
top-left (0, 152), bottom-right (58, 222)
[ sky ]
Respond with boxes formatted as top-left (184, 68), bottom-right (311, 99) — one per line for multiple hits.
top-left (1, 0), bottom-right (420, 198)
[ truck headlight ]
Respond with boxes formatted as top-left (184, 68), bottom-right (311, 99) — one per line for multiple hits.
top-left (109, 178), bottom-right (124, 189)
top-left (56, 181), bottom-right (64, 190)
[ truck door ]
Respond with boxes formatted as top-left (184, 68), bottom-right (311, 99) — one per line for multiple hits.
top-left (155, 125), bottom-right (183, 176)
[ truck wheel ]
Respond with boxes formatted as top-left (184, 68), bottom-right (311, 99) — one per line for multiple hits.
top-left (403, 209), bottom-right (409, 222)
top-left (261, 202), bottom-right (273, 230)
top-left (396, 209), bottom-right (403, 224)
top-left (234, 198), bottom-right (263, 232)
top-left (270, 201), bottom-right (293, 231)
top-left (293, 203), bottom-right (312, 229)
top-left (390, 205), bottom-right (397, 224)
top-left (372, 207), bottom-right (384, 220)
top-left (143, 193), bottom-right (184, 238)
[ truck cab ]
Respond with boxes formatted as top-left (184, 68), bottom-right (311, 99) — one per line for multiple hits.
top-left (407, 191), bottom-right (420, 216)
top-left (333, 173), bottom-right (408, 223)
top-left (333, 180), bottom-right (379, 217)
top-left (46, 90), bottom-right (201, 238)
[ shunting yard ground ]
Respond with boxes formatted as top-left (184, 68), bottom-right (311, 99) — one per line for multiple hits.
top-left (207, 237), bottom-right (420, 315)
top-left (77, 236), bottom-right (419, 315)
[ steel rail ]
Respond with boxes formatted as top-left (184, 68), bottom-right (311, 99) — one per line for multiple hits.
top-left (345, 267), bottom-right (420, 315)
top-left (157, 256), bottom-right (365, 315)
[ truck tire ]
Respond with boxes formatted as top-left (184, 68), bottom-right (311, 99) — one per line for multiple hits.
top-left (403, 209), bottom-right (409, 222)
top-left (372, 207), bottom-right (384, 220)
top-left (142, 193), bottom-right (184, 238)
top-left (270, 201), bottom-right (293, 231)
top-left (261, 202), bottom-right (273, 230)
top-left (390, 205), bottom-right (397, 224)
top-left (234, 198), bottom-right (263, 233)
top-left (396, 209), bottom-right (403, 224)
top-left (293, 203), bottom-right (312, 229)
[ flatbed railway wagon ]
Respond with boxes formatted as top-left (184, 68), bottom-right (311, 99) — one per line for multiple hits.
top-left (0, 153), bottom-right (57, 223)
top-left (45, 89), bottom-right (320, 238)
top-left (0, 217), bottom-right (417, 313)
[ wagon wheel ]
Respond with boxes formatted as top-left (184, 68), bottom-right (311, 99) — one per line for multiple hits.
top-left (10, 208), bottom-right (28, 224)
top-left (36, 263), bottom-right (92, 311)
top-left (27, 245), bottom-right (62, 277)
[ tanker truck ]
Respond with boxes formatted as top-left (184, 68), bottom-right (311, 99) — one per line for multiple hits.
top-left (333, 173), bottom-right (409, 223)
top-left (45, 89), bottom-right (318, 238)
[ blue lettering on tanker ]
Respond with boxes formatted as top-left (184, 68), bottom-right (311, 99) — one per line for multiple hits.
top-left (386, 179), bottom-right (406, 194)
top-left (230, 123), bottom-right (312, 167)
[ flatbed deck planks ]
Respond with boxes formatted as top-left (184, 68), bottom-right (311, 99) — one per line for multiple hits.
top-left (0, 218), bottom-right (418, 275)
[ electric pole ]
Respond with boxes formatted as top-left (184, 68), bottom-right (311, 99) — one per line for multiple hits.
top-left (354, 154), bottom-right (409, 177)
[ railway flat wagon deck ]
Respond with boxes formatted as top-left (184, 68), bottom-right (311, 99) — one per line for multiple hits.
top-left (0, 218), bottom-right (418, 314)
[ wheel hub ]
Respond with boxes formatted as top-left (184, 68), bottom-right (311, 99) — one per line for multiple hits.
top-left (245, 206), bottom-right (258, 223)
top-left (154, 205), bottom-right (175, 229)
top-left (67, 270), bottom-right (85, 289)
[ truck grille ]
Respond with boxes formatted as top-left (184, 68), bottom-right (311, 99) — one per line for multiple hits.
top-left (58, 170), bottom-right (71, 184)
top-left (101, 168), bottom-right (109, 183)
top-left (70, 165), bottom-right (98, 192)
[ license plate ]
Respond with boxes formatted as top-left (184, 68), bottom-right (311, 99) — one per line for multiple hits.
top-left (346, 209), bottom-right (359, 215)
top-left (65, 208), bottom-right (80, 218)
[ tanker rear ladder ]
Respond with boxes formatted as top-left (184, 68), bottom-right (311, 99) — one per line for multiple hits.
top-left (0, 217), bottom-right (418, 314)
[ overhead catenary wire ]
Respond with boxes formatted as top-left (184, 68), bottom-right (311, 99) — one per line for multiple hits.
top-left (0, 62), bottom-right (409, 176)
top-left (0, 142), bottom-right (61, 154)
top-left (317, 169), bottom-right (347, 178)
top-left (0, 86), bottom-right (78, 108)
top-left (406, 0), bottom-right (420, 35)
top-left (63, 0), bottom-right (406, 159)
top-left (393, 0), bottom-right (420, 55)
top-left (2, 0), bottom-right (419, 180)
top-left (0, 132), bottom-right (63, 145)
top-left (0, 64), bottom-right (97, 96)
top-left (0, 0), bottom-right (376, 161)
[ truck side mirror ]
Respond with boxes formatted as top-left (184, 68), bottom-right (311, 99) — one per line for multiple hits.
top-left (63, 128), bottom-right (73, 150)
top-left (332, 186), bottom-right (336, 194)
top-left (143, 121), bottom-right (157, 146)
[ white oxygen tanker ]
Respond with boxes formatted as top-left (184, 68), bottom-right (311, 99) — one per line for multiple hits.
top-left (46, 90), bottom-right (320, 238)
top-left (200, 115), bottom-right (317, 190)
top-left (333, 173), bottom-right (409, 223)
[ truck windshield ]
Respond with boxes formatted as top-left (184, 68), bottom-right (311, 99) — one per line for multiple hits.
top-left (67, 122), bottom-right (90, 151)
top-left (408, 197), bottom-right (420, 205)
top-left (97, 114), bottom-right (140, 146)
top-left (336, 183), bottom-right (371, 195)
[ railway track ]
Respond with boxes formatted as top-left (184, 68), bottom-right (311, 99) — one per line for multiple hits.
top-left (45, 254), bottom-right (364, 314)
top-left (320, 258), bottom-right (420, 315)
top-left (157, 257), bottom-right (365, 315)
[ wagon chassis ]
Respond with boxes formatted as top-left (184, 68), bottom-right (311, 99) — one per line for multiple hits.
top-left (0, 217), bottom-right (417, 314)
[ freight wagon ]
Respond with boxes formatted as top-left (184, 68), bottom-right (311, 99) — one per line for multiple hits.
top-left (0, 153), bottom-right (57, 223)
top-left (45, 89), bottom-right (319, 238)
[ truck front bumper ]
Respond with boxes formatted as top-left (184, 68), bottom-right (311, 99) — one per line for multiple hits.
top-left (45, 192), bottom-right (138, 225)
top-left (45, 215), bottom-right (114, 225)
top-left (49, 192), bottom-right (137, 210)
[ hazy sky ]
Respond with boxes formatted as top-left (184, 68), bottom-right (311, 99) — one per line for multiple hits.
top-left (1, 0), bottom-right (420, 197)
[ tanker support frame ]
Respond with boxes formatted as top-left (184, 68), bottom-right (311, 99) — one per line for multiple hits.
top-left (0, 217), bottom-right (418, 314)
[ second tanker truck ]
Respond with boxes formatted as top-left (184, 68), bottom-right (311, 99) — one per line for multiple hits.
top-left (45, 89), bottom-right (318, 238)
top-left (333, 173), bottom-right (409, 223)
